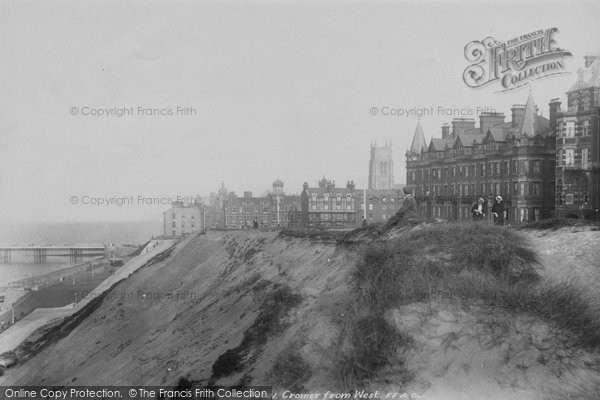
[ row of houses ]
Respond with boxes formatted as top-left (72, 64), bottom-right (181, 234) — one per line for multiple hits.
top-left (162, 178), bottom-right (408, 235)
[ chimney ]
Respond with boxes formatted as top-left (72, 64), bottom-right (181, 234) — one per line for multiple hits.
top-left (451, 118), bottom-right (476, 136)
top-left (584, 54), bottom-right (599, 68)
top-left (441, 123), bottom-right (451, 138)
top-left (511, 104), bottom-right (526, 128)
top-left (346, 180), bottom-right (355, 191)
top-left (548, 98), bottom-right (562, 131)
top-left (479, 112), bottom-right (506, 134)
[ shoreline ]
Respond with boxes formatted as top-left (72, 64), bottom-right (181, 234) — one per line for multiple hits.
top-left (0, 238), bottom-right (177, 357)
top-left (3, 257), bottom-right (105, 289)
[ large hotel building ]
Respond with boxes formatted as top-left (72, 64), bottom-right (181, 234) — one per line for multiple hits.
top-left (405, 55), bottom-right (600, 223)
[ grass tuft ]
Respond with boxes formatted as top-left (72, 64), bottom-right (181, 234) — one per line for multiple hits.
top-left (268, 347), bottom-right (312, 391)
top-left (348, 222), bottom-right (600, 351)
top-left (352, 223), bottom-right (540, 311)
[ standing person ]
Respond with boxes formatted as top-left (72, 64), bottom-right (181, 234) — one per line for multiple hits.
top-left (253, 218), bottom-right (259, 229)
top-left (380, 187), bottom-right (419, 232)
top-left (471, 197), bottom-right (487, 221)
top-left (492, 196), bottom-right (506, 226)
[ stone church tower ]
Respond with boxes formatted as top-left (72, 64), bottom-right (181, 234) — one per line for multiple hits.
top-left (368, 141), bottom-right (394, 189)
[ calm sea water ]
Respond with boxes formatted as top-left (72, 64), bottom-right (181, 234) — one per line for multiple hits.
top-left (0, 256), bottom-right (97, 286)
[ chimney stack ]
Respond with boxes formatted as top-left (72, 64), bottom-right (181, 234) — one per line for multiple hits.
top-left (548, 98), bottom-right (562, 131)
top-left (511, 104), bottom-right (526, 128)
top-left (451, 118), bottom-right (476, 136)
top-left (479, 112), bottom-right (506, 134)
top-left (441, 123), bottom-right (451, 138)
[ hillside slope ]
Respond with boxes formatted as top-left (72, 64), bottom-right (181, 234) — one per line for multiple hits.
top-left (0, 230), bottom-right (353, 387)
top-left (2, 226), bottom-right (599, 399)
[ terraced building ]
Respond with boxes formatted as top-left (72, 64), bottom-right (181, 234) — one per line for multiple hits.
top-left (405, 93), bottom-right (556, 223)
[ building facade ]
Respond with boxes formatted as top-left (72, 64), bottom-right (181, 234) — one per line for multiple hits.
top-left (163, 201), bottom-right (204, 236)
top-left (406, 93), bottom-right (556, 223)
top-left (554, 54), bottom-right (600, 220)
top-left (368, 142), bottom-right (394, 190)
top-left (300, 178), bottom-right (358, 228)
top-left (222, 180), bottom-right (302, 229)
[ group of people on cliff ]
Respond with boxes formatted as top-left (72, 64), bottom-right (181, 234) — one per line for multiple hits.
top-left (470, 195), bottom-right (507, 225)
top-left (379, 187), bottom-right (508, 232)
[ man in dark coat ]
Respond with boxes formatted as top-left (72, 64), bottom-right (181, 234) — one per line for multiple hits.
top-left (491, 195), bottom-right (506, 225)
top-left (380, 187), bottom-right (419, 232)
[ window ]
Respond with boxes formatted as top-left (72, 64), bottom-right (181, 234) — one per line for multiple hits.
top-left (172, 213), bottom-right (176, 219)
top-left (336, 205), bottom-right (342, 210)
top-left (520, 160), bottom-right (529, 175)
top-left (557, 149), bottom-right (562, 166)
top-left (583, 120), bottom-right (590, 136)
top-left (311, 205), bottom-right (317, 210)
top-left (346, 205), bottom-right (352, 210)
top-left (582, 148), bottom-right (589, 169)
top-left (566, 121), bottom-right (575, 137)
top-left (565, 193), bottom-right (574, 205)
top-left (520, 208), bottom-right (529, 222)
top-left (532, 182), bottom-right (540, 196)
top-left (565, 149), bottom-right (575, 166)
top-left (533, 160), bottom-right (541, 175)
top-left (369, 204), bottom-right (373, 210)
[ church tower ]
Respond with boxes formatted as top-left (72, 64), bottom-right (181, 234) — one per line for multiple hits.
top-left (368, 141), bottom-right (394, 190)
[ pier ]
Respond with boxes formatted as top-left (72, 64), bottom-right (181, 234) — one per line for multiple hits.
top-left (0, 246), bottom-right (106, 264)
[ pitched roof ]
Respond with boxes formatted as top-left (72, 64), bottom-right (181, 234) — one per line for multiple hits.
top-left (429, 138), bottom-right (454, 151)
top-left (454, 133), bottom-right (484, 147)
top-left (519, 91), bottom-right (539, 138)
top-left (486, 126), bottom-right (507, 142)
top-left (408, 120), bottom-right (428, 154)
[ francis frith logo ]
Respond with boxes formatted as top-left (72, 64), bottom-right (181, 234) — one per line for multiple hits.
top-left (463, 28), bottom-right (572, 92)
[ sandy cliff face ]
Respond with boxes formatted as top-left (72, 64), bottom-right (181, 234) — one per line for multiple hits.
top-left (2, 226), bottom-right (599, 399)
top-left (1, 230), bottom-right (352, 387)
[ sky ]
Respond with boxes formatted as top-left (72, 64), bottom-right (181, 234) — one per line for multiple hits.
top-left (1, 0), bottom-right (599, 224)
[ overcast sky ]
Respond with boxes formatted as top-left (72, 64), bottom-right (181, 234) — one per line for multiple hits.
top-left (1, 0), bottom-right (599, 223)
